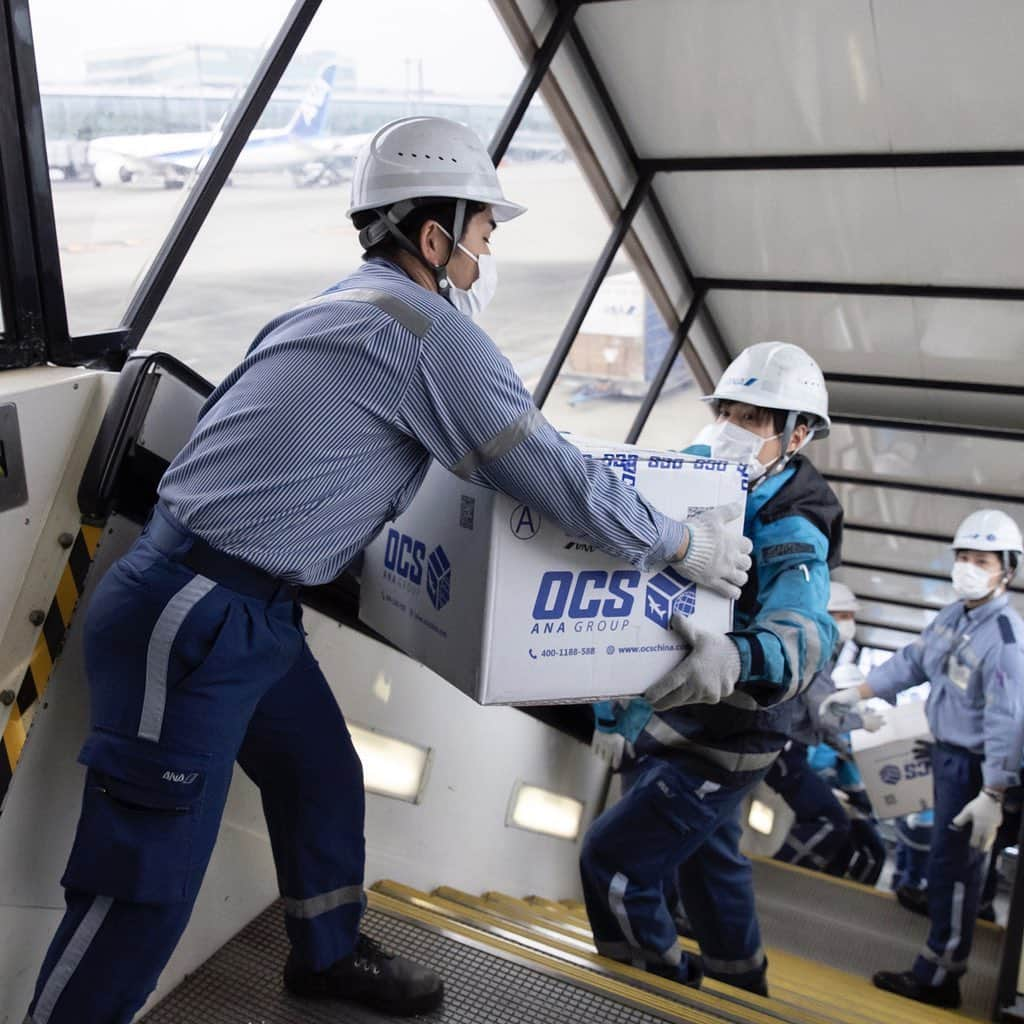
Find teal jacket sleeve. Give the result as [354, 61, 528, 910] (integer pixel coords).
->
[592, 699, 654, 744]
[729, 514, 838, 706]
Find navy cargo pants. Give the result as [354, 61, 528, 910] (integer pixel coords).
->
[27, 506, 366, 1024]
[580, 758, 767, 991]
[912, 743, 988, 987]
[766, 742, 851, 872]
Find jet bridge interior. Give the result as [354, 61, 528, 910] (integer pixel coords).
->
[1, 0, 1022, 1022]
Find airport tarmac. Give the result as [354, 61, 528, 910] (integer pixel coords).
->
[50, 162, 708, 447]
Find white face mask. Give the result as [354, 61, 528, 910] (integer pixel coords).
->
[835, 618, 856, 645]
[438, 225, 497, 318]
[951, 561, 1000, 602]
[691, 420, 780, 481]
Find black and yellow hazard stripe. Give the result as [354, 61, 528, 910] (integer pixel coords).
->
[0, 525, 102, 811]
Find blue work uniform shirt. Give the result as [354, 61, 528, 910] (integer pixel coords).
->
[868, 594, 1024, 789]
[159, 259, 683, 585]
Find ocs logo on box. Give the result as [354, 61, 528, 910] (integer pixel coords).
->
[359, 439, 745, 706]
[381, 530, 452, 612]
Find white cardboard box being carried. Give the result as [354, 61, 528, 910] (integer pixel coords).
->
[852, 700, 934, 819]
[358, 442, 745, 705]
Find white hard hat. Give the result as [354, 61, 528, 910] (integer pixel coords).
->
[828, 581, 860, 614]
[831, 663, 866, 689]
[951, 509, 1023, 554]
[347, 116, 526, 223]
[704, 342, 830, 437]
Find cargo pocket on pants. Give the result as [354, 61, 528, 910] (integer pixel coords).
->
[62, 730, 210, 905]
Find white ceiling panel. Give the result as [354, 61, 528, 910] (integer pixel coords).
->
[856, 599, 939, 634]
[836, 565, 1024, 619]
[873, 0, 1024, 150]
[828, 386, 1021, 434]
[855, 624, 922, 651]
[578, 0, 889, 157]
[815, 424, 1024, 497]
[828, 481, 1024, 542]
[836, 565, 959, 610]
[895, 169, 1024, 288]
[704, 291, 1024, 387]
[659, 169, 907, 281]
[843, 532, 955, 580]
[659, 168, 1024, 285]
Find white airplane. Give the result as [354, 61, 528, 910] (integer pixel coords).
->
[87, 65, 371, 188]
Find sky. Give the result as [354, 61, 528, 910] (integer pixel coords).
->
[29, 0, 529, 99]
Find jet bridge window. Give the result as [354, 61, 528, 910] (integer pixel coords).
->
[29, 0, 293, 338]
[135, 0, 534, 381]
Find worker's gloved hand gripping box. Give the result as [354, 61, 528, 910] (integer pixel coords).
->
[852, 701, 934, 819]
[359, 441, 745, 705]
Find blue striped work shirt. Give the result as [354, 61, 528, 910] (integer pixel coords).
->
[159, 259, 684, 585]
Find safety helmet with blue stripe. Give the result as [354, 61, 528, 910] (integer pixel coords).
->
[706, 342, 830, 435]
[951, 509, 1023, 581]
[703, 342, 830, 482]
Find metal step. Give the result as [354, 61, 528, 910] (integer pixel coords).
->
[140, 891, 724, 1024]
[470, 886, 980, 1024]
[751, 857, 999, 1020]
[379, 881, 833, 1024]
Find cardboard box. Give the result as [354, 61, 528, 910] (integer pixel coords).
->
[358, 443, 745, 705]
[564, 272, 689, 394]
[852, 701, 934, 819]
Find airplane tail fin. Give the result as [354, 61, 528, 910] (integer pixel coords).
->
[287, 63, 337, 138]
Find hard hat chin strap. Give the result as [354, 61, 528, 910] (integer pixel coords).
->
[362, 198, 467, 296]
[1001, 551, 1019, 586]
[749, 410, 815, 490]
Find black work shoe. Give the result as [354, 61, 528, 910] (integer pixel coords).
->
[650, 954, 703, 989]
[873, 970, 961, 1009]
[284, 933, 444, 1016]
[977, 902, 997, 923]
[895, 885, 930, 918]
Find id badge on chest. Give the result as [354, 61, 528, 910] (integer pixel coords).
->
[945, 633, 973, 691]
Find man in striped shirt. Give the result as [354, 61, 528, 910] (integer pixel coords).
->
[26, 117, 750, 1023]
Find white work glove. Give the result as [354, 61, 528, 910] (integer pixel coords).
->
[675, 502, 752, 601]
[591, 731, 626, 771]
[643, 614, 741, 710]
[856, 707, 886, 733]
[952, 790, 1003, 852]
[818, 686, 863, 721]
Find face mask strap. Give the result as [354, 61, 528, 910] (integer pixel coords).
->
[431, 199, 468, 295]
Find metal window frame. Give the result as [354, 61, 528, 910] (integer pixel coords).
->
[825, 472, 1024, 505]
[533, 172, 652, 406]
[828, 413, 1024, 443]
[698, 276, 1024, 303]
[825, 373, 1024, 397]
[855, 616, 922, 637]
[850, 592, 945, 614]
[496, 0, 734, 419]
[120, 0, 324, 351]
[488, 1, 580, 165]
[844, 522, 952, 545]
[0, 0, 70, 368]
[641, 150, 1024, 173]
[560, 16, 731, 419]
[842, 558, 1024, 595]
